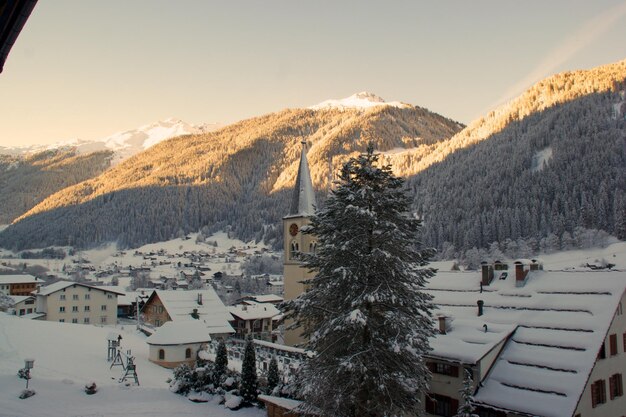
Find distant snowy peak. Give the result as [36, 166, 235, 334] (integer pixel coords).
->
[309, 91, 411, 111]
[1, 119, 223, 164]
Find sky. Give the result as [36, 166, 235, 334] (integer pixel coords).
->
[1, 0, 626, 147]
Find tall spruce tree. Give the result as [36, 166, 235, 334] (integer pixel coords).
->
[284, 144, 436, 417]
[266, 356, 280, 394]
[240, 336, 258, 404]
[213, 339, 228, 385]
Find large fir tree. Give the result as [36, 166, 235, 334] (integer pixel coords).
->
[284, 144, 436, 417]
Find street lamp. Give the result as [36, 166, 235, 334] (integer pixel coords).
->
[23, 359, 34, 389]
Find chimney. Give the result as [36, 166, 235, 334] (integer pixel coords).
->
[515, 261, 528, 286]
[481, 262, 494, 286]
[477, 300, 484, 316]
[438, 316, 447, 335]
[197, 293, 203, 305]
[530, 259, 541, 271]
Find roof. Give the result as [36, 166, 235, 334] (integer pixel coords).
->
[0, 274, 44, 285]
[146, 320, 212, 346]
[35, 281, 125, 297]
[246, 294, 284, 303]
[257, 395, 304, 411]
[286, 141, 316, 217]
[229, 303, 280, 321]
[6, 295, 33, 305]
[0, 0, 38, 73]
[426, 268, 626, 417]
[146, 289, 234, 335]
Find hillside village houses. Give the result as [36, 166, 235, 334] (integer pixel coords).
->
[272, 141, 626, 417]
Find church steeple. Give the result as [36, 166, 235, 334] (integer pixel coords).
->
[287, 141, 316, 217]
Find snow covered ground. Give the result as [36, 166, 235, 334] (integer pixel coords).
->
[0, 314, 264, 417]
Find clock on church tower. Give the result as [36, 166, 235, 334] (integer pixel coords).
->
[289, 223, 299, 236]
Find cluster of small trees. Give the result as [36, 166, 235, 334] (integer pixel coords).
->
[171, 338, 281, 408]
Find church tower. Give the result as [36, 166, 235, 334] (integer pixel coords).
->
[283, 141, 317, 346]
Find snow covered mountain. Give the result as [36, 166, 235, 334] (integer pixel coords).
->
[309, 91, 411, 111]
[0, 118, 223, 165]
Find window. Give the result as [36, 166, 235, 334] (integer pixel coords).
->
[624, 332, 626, 353]
[84, 294, 90, 300]
[155, 319, 161, 327]
[598, 342, 607, 359]
[425, 393, 458, 416]
[101, 305, 107, 311]
[591, 379, 607, 407]
[100, 316, 107, 324]
[25, 299, 34, 305]
[610, 334, 618, 356]
[72, 318, 78, 324]
[84, 317, 90, 324]
[26, 308, 32, 314]
[59, 306, 65, 313]
[72, 294, 79, 300]
[610, 373, 623, 400]
[185, 348, 192, 359]
[19, 309, 25, 316]
[159, 349, 165, 360]
[158, 306, 164, 314]
[59, 294, 66, 300]
[108, 294, 114, 299]
[72, 306, 78, 312]
[427, 361, 460, 377]
[84, 306, 90, 312]
[59, 319, 65, 323]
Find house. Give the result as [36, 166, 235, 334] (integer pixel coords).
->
[421, 260, 626, 417]
[0, 274, 44, 296]
[32, 281, 123, 325]
[146, 320, 212, 368]
[266, 280, 284, 295]
[229, 302, 280, 341]
[1, 295, 36, 316]
[238, 294, 284, 306]
[141, 288, 234, 339]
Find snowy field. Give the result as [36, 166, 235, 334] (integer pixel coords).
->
[0, 314, 264, 417]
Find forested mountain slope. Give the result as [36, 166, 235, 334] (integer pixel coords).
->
[407, 59, 626, 254]
[0, 149, 112, 224]
[0, 105, 461, 250]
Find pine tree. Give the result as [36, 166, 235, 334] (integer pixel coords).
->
[266, 356, 279, 394]
[284, 144, 436, 417]
[455, 369, 479, 417]
[240, 336, 258, 404]
[213, 339, 228, 385]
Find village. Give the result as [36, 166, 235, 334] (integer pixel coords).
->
[0, 146, 625, 417]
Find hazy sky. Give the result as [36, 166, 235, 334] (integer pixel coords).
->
[1, 0, 626, 147]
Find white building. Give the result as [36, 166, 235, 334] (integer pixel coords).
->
[229, 302, 281, 341]
[146, 320, 212, 368]
[33, 281, 123, 325]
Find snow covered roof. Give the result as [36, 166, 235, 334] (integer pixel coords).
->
[146, 321, 212, 346]
[426, 268, 626, 417]
[149, 289, 234, 335]
[6, 295, 34, 305]
[229, 303, 280, 321]
[249, 294, 283, 303]
[35, 281, 125, 296]
[308, 91, 410, 111]
[286, 141, 316, 218]
[0, 274, 44, 285]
